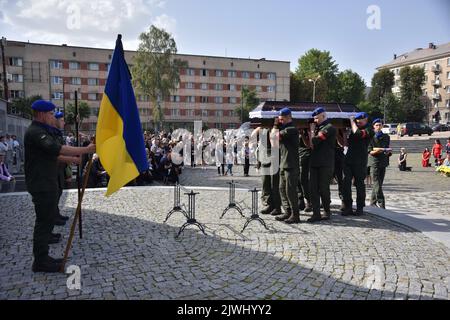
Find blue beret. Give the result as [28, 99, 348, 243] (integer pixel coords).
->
[31, 100, 56, 112]
[312, 107, 325, 117]
[355, 112, 368, 120]
[54, 111, 64, 119]
[372, 118, 383, 125]
[279, 107, 291, 116]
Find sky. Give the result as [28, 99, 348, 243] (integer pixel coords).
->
[1, 0, 449, 84]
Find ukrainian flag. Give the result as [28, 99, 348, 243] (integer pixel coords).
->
[96, 34, 148, 196]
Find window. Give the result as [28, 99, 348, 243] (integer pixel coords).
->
[201, 96, 208, 103]
[88, 78, 99, 86]
[202, 69, 209, 77]
[254, 72, 261, 79]
[423, 63, 428, 71]
[10, 90, 24, 98]
[242, 71, 250, 79]
[447, 72, 450, 80]
[202, 110, 208, 117]
[228, 70, 236, 78]
[187, 96, 195, 103]
[187, 109, 195, 117]
[9, 57, 23, 67]
[215, 123, 223, 129]
[88, 63, 99, 71]
[186, 68, 195, 76]
[215, 70, 223, 77]
[446, 99, 450, 108]
[215, 83, 223, 91]
[215, 96, 223, 104]
[215, 110, 223, 117]
[201, 83, 208, 90]
[229, 111, 236, 117]
[170, 95, 180, 102]
[228, 123, 236, 129]
[51, 76, 63, 85]
[106, 63, 111, 72]
[256, 86, 262, 92]
[50, 60, 63, 69]
[52, 92, 63, 100]
[448, 58, 450, 66]
[186, 82, 194, 89]
[447, 86, 450, 94]
[69, 61, 80, 70]
[171, 109, 180, 116]
[12, 74, 23, 83]
[71, 77, 81, 85]
[88, 93, 98, 100]
[267, 86, 276, 93]
[229, 97, 237, 104]
[267, 73, 276, 80]
[229, 84, 236, 91]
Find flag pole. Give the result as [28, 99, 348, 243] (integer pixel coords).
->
[75, 90, 83, 239]
[60, 157, 93, 273]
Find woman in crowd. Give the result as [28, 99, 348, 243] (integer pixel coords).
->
[398, 147, 408, 171]
[422, 148, 431, 167]
[432, 139, 443, 166]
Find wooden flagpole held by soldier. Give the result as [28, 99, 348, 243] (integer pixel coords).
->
[59, 157, 93, 273]
[74, 90, 83, 239]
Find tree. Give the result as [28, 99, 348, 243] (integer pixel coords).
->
[294, 49, 339, 102]
[368, 69, 395, 107]
[132, 25, 187, 131]
[234, 87, 260, 123]
[336, 69, 366, 105]
[65, 101, 91, 128]
[382, 93, 404, 123]
[399, 66, 426, 122]
[8, 95, 42, 119]
[358, 100, 383, 120]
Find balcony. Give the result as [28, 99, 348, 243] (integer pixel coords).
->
[431, 64, 441, 73]
[432, 93, 441, 100]
[432, 79, 441, 87]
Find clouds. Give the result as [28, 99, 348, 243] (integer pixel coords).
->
[0, 0, 176, 50]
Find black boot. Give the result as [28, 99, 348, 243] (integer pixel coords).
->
[48, 233, 62, 244]
[275, 210, 291, 221]
[307, 214, 322, 223]
[54, 218, 66, 226]
[32, 256, 62, 273]
[304, 202, 313, 212]
[299, 199, 306, 211]
[342, 202, 353, 216]
[270, 208, 282, 216]
[322, 211, 332, 220]
[285, 212, 300, 224]
[354, 207, 364, 216]
[260, 206, 272, 215]
[58, 214, 69, 221]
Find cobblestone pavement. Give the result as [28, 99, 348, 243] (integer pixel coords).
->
[0, 186, 449, 300]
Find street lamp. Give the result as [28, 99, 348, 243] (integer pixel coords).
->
[308, 75, 320, 103]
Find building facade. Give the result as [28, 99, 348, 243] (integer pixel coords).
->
[377, 41, 450, 124]
[0, 39, 290, 133]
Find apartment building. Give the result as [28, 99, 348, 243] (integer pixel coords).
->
[377, 41, 450, 124]
[0, 39, 290, 132]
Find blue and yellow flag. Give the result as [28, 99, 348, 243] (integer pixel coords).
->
[96, 34, 148, 196]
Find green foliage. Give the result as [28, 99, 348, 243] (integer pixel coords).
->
[8, 95, 42, 119]
[336, 69, 366, 105]
[65, 101, 91, 126]
[399, 66, 426, 122]
[234, 87, 260, 123]
[131, 25, 187, 131]
[368, 69, 395, 107]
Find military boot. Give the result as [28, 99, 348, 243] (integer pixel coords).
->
[260, 206, 272, 215]
[275, 209, 291, 221]
[285, 212, 300, 224]
[32, 256, 62, 273]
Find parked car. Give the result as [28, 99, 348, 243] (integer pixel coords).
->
[400, 122, 433, 137]
[382, 123, 398, 135]
[431, 123, 450, 132]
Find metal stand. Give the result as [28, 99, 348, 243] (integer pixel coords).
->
[176, 190, 207, 238]
[164, 183, 188, 222]
[221, 180, 245, 219]
[241, 188, 269, 233]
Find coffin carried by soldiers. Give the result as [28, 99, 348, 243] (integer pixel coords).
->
[249, 101, 361, 128]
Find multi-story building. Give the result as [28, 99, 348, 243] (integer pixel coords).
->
[377, 41, 450, 124]
[0, 39, 290, 132]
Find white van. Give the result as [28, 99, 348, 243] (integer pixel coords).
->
[382, 123, 397, 135]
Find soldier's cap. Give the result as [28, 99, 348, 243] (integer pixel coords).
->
[31, 100, 56, 112]
[312, 107, 325, 117]
[372, 118, 383, 125]
[279, 107, 292, 116]
[355, 112, 368, 120]
[54, 111, 64, 119]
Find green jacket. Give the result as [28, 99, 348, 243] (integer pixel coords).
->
[298, 129, 311, 159]
[368, 133, 391, 168]
[310, 121, 336, 168]
[345, 126, 374, 166]
[24, 121, 62, 193]
[279, 123, 299, 170]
